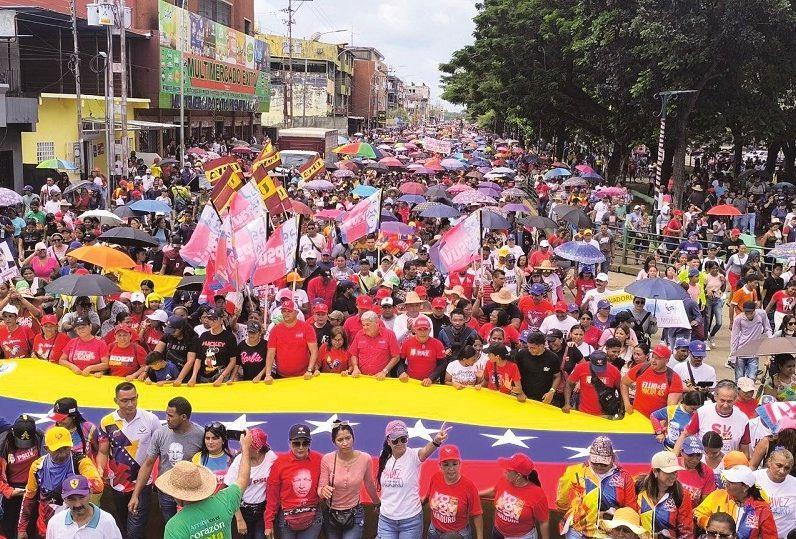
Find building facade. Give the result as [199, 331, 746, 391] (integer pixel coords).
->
[405, 82, 430, 124]
[348, 46, 387, 128]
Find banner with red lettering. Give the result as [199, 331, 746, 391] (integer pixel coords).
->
[253, 142, 281, 173]
[179, 203, 224, 267]
[429, 211, 482, 274]
[251, 217, 299, 286]
[339, 189, 382, 244]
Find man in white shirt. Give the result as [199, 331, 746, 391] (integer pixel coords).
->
[539, 301, 579, 339]
[581, 273, 612, 315]
[298, 221, 327, 259]
[753, 448, 795, 538]
[673, 340, 716, 391]
[504, 235, 525, 259]
[39, 177, 61, 205]
[46, 474, 122, 538]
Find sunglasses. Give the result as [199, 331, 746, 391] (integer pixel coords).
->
[390, 436, 408, 445]
[291, 440, 310, 448]
[788, 322, 796, 326]
[634, 300, 645, 305]
[703, 532, 734, 539]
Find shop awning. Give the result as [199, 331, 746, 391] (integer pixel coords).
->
[82, 118, 179, 132]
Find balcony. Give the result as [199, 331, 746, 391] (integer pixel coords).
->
[0, 84, 38, 129]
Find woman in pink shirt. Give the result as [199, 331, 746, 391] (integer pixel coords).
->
[318, 421, 380, 539]
[22, 243, 60, 281]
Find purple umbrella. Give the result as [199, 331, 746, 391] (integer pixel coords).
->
[381, 222, 416, 235]
[398, 194, 426, 204]
[418, 204, 461, 219]
[441, 158, 465, 171]
[478, 187, 502, 199]
[452, 190, 497, 205]
[501, 187, 527, 198]
[303, 179, 334, 191]
[332, 169, 355, 178]
[502, 203, 531, 213]
[478, 181, 502, 190]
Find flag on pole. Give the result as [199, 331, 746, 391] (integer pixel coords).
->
[179, 203, 224, 267]
[252, 167, 291, 214]
[429, 211, 483, 274]
[204, 156, 245, 213]
[298, 155, 325, 182]
[252, 216, 300, 286]
[253, 142, 281, 173]
[229, 180, 270, 285]
[339, 189, 382, 244]
[201, 214, 236, 300]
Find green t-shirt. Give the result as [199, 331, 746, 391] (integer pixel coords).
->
[164, 484, 242, 539]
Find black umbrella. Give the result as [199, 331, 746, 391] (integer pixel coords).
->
[552, 205, 593, 228]
[176, 274, 205, 290]
[99, 226, 159, 247]
[45, 274, 120, 297]
[324, 160, 339, 171]
[425, 185, 450, 200]
[63, 180, 100, 195]
[517, 215, 558, 229]
[113, 204, 137, 219]
[160, 158, 179, 166]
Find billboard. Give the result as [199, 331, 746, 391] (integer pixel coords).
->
[263, 35, 341, 64]
[158, 0, 270, 112]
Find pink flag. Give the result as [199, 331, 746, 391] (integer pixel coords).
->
[229, 180, 270, 284]
[180, 204, 223, 267]
[429, 211, 482, 274]
[339, 189, 381, 243]
[201, 215, 236, 299]
[252, 217, 299, 286]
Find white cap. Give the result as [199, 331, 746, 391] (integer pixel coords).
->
[539, 240, 550, 248]
[722, 465, 756, 487]
[651, 451, 685, 473]
[34, 242, 47, 251]
[130, 291, 146, 303]
[146, 309, 168, 323]
[303, 249, 320, 260]
[1, 304, 18, 315]
[596, 272, 609, 282]
[737, 377, 756, 393]
[183, 267, 195, 275]
[381, 297, 394, 306]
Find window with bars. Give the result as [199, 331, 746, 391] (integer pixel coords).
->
[36, 141, 55, 163]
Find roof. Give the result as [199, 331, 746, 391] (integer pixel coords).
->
[278, 128, 338, 137]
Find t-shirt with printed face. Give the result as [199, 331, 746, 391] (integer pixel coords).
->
[427, 471, 483, 533]
[0, 324, 35, 358]
[238, 339, 268, 380]
[62, 337, 109, 370]
[192, 329, 239, 379]
[492, 476, 549, 537]
[147, 422, 204, 474]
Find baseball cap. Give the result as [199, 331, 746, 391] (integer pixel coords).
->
[597, 299, 611, 310]
[498, 453, 535, 475]
[552, 301, 567, 313]
[688, 268, 700, 277]
[681, 436, 704, 455]
[381, 297, 394, 307]
[530, 283, 546, 296]
[130, 291, 146, 303]
[12, 414, 37, 449]
[40, 314, 58, 326]
[431, 297, 447, 309]
[34, 242, 47, 251]
[652, 344, 671, 360]
[73, 316, 91, 327]
[1, 304, 18, 315]
[414, 285, 428, 299]
[596, 272, 609, 282]
[313, 303, 329, 314]
[723, 465, 756, 487]
[62, 474, 90, 498]
[413, 317, 431, 330]
[743, 301, 757, 312]
[247, 321, 262, 333]
[737, 377, 756, 393]
[651, 451, 685, 473]
[674, 337, 690, 349]
[163, 315, 185, 335]
[546, 329, 564, 340]
[438, 444, 461, 462]
[279, 299, 297, 312]
[589, 350, 608, 367]
[288, 424, 311, 441]
[539, 240, 550, 247]
[689, 340, 707, 357]
[356, 295, 373, 309]
[518, 329, 532, 344]
[146, 309, 168, 323]
[114, 324, 134, 335]
[45, 426, 73, 451]
[385, 419, 409, 441]
[206, 307, 226, 319]
[589, 436, 615, 465]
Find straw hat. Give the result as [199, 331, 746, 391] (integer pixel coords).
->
[600, 507, 647, 536]
[444, 285, 466, 298]
[490, 287, 519, 305]
[401, 291, 430, 310]
[534, 259, 556, 271]
[154, 460, 218, 502]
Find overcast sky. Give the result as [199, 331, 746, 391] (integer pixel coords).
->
[254, 0, 477, 109]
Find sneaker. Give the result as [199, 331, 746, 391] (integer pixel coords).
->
[710, 339, 717, 348]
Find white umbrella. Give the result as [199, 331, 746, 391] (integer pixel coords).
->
[78, 209, 124, 226]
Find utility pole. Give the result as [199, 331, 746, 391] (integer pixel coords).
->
[654, 90, 697, 213]
[179, 0, 186, 169]
[286, 0, 293, 127]
[105, 24, 114, 200]
[118, 0, 128, 181]
[70, 0, 84, 179]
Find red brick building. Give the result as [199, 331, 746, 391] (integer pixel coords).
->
[348, 46, 387, 128]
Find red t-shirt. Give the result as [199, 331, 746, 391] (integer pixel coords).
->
[483, 360, 521, 394]
[62, 337, 109, 370]
[264, 451, 323, 528]
[427, 471, 483, 533]
[492, 476, 549, 537]
[529, 250, 552, 268]
[32, 332, 70, 362]
[771, 289, 796, 314]
[317, 344, 350, 373]
[349, 327, 400, 375]
[518, 297, 553, 331]
[107, 342, 147, 377]
[140, 327, 163, 352]
[627, 364, 684, 417]
[268, 320, 316, 377]
[575, 278, 596, 305]
[401, 336, 446, 380]
[569, 362, 622, 415]
[735, 397, 758, 419]
[678, 465, 717, 509]
[0, 324, 35, 358]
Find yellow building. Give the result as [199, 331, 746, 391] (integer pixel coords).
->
[21, 93, 150, 176]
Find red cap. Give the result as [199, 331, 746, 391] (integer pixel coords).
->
[356, 295, 373, 309]
[554, 300, 568, 312]
[115, 324, 134, 335]
[673, 209, 683, 216]
[438, 444, 461, 462]
[225, 300, 236, 315]
[414, 285, 428, 299]
[250, 428, 268, 452]
[431, 297, 447, 309]
[375, 288, 392, 300]
[73, 268, 90, 276]
[731, 228, 741, 235]
[313, 303, 329, 313]
[280, 299, 296, 312]
[413, 317, 431, 330]
[40, 314, 58, 326]
[498, 453, 535, 475]
[652, 343, 672, 360]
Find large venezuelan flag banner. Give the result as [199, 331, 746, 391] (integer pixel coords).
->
[0, 360, 659, 506]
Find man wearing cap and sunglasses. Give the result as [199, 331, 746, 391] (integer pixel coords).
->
[0, 415, 43, 537]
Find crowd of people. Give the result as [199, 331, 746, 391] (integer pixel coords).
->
[0, 125, 794, 538]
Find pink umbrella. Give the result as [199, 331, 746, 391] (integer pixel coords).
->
[231, 146, 252, 155]
[187, 147, 207, 156]
[447, 184, 473, 194]
[337, 160, 359, 171]
[575, 164, 596, 174]
[288, 199, 313, 216]
[595, 186, 626, 198]
[379, 157, 404, 168]
[452, 190, 497, 205]
[315, 208, 345, 220]
[399, 182, 427, 195]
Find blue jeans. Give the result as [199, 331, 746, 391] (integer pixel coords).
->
[429, 522, 472, 539]
[324, 505, 365, 539]
[664, 328, 691, 350]
[747, 213, 757, 235]
[377, 511, 424, 539]
[277, 508, 324, 539]
[735, 356, 759, 381]
[158, 489, 178, 522]
[241, 502, 266, 539]
[704, 297, 723, 339]
[493, 528, 538, 539]
[112, 485, 151, 539]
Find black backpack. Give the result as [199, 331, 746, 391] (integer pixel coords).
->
[590, 365, 622, 416]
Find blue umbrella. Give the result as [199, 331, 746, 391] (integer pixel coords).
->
[553, 241, 605, 264]
[624, 278, 690, 301]
[469, 157, 490, 167]
[130, 199, 172, 213]
[418, 204, 461, 219]
[479, 209, 510, 229]
[543, 167, 571, 180]
[769, 242, 796, 258]
[380, 222, 415, 235]
[398, 194, 426, 204]
[352, 185, 378, 197]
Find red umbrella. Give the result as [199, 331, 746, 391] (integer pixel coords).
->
[399, 182, 427, 195]
[706, 204, 741, 217]
[288, 199, 313, 216]
[187, 147, 207, 156]
[337, 160, 359, 171]
[231, 146, 252, 155]
[379, 157, 404, 168]
[424, 157, 444, 172]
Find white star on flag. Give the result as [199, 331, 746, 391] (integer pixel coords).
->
[481, 429, 536, 448]
[407, 420, 439, 441]
[305, 414, 359, 435]
[221, 414, 265, 431]
[563, 446, 624, 460]
[23, 411, 53, 425]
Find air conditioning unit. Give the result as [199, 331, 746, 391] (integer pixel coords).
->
[87, 3, 132, 28]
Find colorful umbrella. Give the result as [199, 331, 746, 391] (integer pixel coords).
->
[303, 179, 335, 191]
[768, 242, 796, 258]
[398, 194, 426, 204]
[543, 167, 571, 180]
[334, 142, 377, 159]
[37, 158, 78, 170]
[332, 169, 355, 179]
[0, 188, 23, 207]
[441, 158, 465, 171]
[553, 241, 606, 264]
[452, 190, 497, 206]
[706, 204, 742, 217]
[69, 244, 136, 268]
[399, 182, 427, 195]
[352, 185, 378, 197]
[447, 184, 473, 194]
